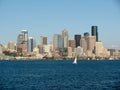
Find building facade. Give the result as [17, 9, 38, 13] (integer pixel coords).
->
[91, 26, 98, 41]
[62, 29, 68, 48]
[28, 37, 36, 52]
[17, 30, 28, 55]
[53, 34, 63, 50]
[69, 40, 76, 52]
[74, 34, 81, 48]
[8, 41, 16, 52]
[80, 37, 87, 52]
[95, 41, 103, 56]
[87, 36, 96, 52]
[40, 36, 47, 46]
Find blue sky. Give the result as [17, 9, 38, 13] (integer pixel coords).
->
[0, 0, 120, 48]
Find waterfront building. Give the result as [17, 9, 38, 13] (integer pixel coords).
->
[33, 46, 39, 54]
[86, 50, 93, 57]
[91, 26, 98, 41]
[17, 42, 28, 55]
[67, 47, 73, 58]
[108, 49, 120, 59]
[80, 37, 87, 52]
[7, 41, 16, 51]
[42, 44, 53, 57]
[103, 48, 110, 57]
[95, 41, 103, 56]
[69, 40, 76, 52]
[113, 49, 120, 59]
[62, 29, 69, 48]
[108, 49, 116, 56]
[43, 44, 52, 54]
[87, 36, 96, 52]
[74, 34, 81, 47]
[76, 46, 83, 57]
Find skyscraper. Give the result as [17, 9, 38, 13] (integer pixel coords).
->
[28, 37, 36, 52]
[21, 30, 28, 42]
[87, 36, 96, 52]
[21, 30, 28, 52]
[62, 29, 68, 48]
[80, 37, 87, 52]
[53, 34, 58, 50]
[74, 34, 81, 48]
[95, 41, 103, 56]
[91, 26, 98, 41]
[17, 34, 24, 45]
[40, 36, 47, 46]
[53, 34, 63, 50]
[39, 36, 47, 53]
[17, 30, 28, 54]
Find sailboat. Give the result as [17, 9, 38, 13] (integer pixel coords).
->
[73, 57, 77, 64]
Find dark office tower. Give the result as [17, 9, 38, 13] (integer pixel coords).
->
[74, 34, 81, 48]
[91, 26, 98, 41]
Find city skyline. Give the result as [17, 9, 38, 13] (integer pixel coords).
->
[0, 0, 120, 48]
[0, 25, 120, 60]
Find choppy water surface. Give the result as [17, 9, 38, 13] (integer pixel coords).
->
[0, 60, 120, 90]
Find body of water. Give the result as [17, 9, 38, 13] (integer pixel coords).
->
[0, 60, 120, 90]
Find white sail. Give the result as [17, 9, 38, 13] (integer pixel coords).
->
[73, 57, 77, 64]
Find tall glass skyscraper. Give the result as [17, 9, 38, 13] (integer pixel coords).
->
[28, 37, 36, 52]
[91, 26, 98, 41]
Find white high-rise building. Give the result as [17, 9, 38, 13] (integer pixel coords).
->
[95, 41, 103, 56]
[21, 30, 28, 42]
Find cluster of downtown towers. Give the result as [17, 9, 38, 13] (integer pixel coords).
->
[17, 26, 99, 57]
